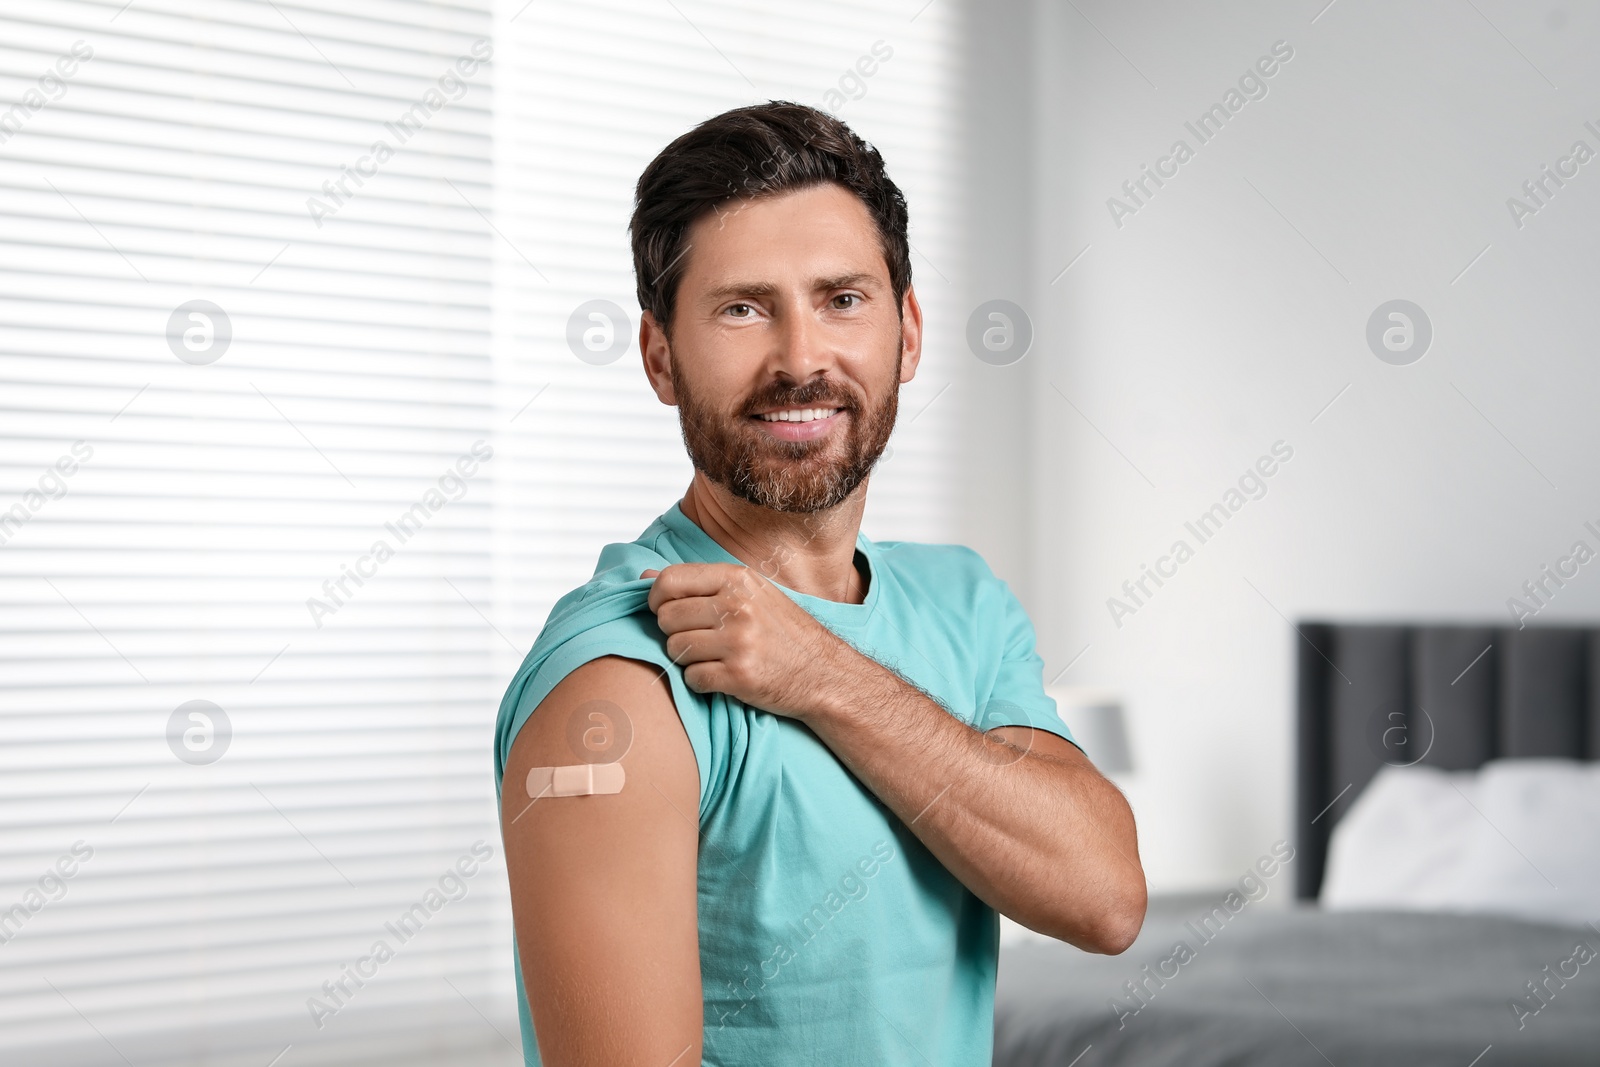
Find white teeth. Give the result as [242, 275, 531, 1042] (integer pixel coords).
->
[758, 407, 839, 423]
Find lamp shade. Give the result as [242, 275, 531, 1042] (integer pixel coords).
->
[1046, 687, 1133, 774]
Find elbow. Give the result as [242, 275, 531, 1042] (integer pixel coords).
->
[1096, 880, 1147, 955]
[1077, 873, 1147, 956]
[1086, 784, 1146, 954]
[1032, 874, 1146, 954]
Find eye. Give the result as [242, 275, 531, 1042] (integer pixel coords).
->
[724, 303, 755, 319]
[831, 293, 861, 310]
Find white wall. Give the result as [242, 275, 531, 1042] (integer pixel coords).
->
[949, 0, 1039, 582]
[1009, 0, 1600, 891]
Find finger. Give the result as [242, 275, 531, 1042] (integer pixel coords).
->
[654, 596, 729, 636]
[682, 661, 728, 696]
[639, 568, 661, 580]
[647, 562, 746, 613]
[665, 628, 728, 667]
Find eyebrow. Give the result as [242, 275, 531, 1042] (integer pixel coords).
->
[699, 272, 880, 304]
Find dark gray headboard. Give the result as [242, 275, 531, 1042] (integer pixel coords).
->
[1295, 622, 1600, 900]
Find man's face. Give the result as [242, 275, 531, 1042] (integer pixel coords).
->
[641, 182, 921, 513]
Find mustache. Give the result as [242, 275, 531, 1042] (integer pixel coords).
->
[739, 378, 859, 417]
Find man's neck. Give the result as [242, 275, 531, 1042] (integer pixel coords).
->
[677, 472, 868, 605]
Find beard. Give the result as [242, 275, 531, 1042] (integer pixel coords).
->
[671, 344, 900, 514]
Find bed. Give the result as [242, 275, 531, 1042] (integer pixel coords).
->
[993, 623, 1600, 1066]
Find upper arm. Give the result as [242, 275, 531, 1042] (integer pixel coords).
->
[500, 655, 702, 1066]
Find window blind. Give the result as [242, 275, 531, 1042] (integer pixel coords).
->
[0, 1, 517, 1064]
[1, 0, 969, 1063]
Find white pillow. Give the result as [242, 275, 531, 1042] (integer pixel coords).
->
[1320, 759, 1600, 927]
[1319, 763, 1481, 911]
[1456, 759, 1600, 926]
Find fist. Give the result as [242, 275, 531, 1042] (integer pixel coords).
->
[642, 562, 846, 719]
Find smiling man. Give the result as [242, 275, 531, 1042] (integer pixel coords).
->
[494, 101, 1145, 1067]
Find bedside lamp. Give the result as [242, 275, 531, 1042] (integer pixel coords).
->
[1046, 687, 1133, 775]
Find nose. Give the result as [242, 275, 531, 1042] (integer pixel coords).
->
[768, 298, 832, 383]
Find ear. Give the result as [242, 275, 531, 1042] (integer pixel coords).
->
[897, 285, 924, 384]
[640, 310, 677, 405]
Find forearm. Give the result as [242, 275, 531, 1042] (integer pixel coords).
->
[641, 558, 1145, 950]
[803, 646, 1145, 953]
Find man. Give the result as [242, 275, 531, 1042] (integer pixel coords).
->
[495, 100, 1145, 1066]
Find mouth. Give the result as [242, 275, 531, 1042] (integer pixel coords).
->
[748, 405, 847, 442]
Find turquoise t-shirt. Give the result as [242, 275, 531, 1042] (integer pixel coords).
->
[493, 502, 1077, 1066]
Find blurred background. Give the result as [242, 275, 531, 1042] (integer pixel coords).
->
[2, 0, 1597, 1064]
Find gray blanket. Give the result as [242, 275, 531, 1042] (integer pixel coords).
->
[995, 899, 1600, 1067]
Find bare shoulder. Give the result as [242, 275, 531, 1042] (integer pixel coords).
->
[500, 652, 701, 871]
[500, 655, 702, 1063]
[502, 654, 699, 811]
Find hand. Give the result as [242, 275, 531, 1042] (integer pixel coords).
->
[641, 562, 854, 720]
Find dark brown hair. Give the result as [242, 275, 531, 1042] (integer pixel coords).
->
[629, 100, 911, 334]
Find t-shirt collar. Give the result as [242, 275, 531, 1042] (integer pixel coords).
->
[658, 500, 879, 627]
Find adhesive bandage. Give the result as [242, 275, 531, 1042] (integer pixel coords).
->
[526, 762, 626, 798]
